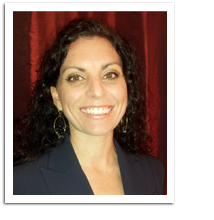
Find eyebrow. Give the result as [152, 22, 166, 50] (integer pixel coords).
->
[102, 62, 122, 70]
[61, 66, 85, 74]
[61, 62, 122, 74]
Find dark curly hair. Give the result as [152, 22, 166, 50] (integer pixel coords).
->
[14, 18, 152, 166]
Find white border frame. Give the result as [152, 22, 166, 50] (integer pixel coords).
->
[5, 2, 174, 203]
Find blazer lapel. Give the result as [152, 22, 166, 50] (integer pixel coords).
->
[40, 134, 149, 195]
[40, 134, 94, 195]
[114, 139, 149, 195]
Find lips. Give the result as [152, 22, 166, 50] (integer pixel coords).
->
[80, 106, 113, 115]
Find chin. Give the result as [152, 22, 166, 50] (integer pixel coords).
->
[69, 120, 117, 137]
[85, 127, 114, 137]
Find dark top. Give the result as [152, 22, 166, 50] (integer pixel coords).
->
[13, 133, 165, 195]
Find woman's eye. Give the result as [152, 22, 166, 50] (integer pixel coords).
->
[103, 72, 118, 80]
[67, 74, 84, 82]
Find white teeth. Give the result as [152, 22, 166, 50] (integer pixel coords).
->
[94, 108, 98, 114]
[81, 107, 112, 115]
[81, 109, 86, 113]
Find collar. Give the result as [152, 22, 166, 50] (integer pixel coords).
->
[40, 133, 149, 195]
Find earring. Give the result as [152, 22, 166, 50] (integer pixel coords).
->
[53, 110, 66, 139]
[121, 116, 128, 133]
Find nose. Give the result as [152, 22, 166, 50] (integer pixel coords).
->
[86, 77, 107, 99]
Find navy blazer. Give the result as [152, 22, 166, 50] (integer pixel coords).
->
[13, 133, 165, 195]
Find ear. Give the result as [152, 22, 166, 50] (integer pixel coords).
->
[50, 86, 62, 110]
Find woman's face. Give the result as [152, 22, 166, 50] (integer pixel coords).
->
[51, 36, 128, 137]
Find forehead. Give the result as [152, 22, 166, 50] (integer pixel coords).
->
[64, 36, 121, 65]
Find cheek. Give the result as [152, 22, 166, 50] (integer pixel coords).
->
[110, 82, 128, 110]
[58, 86, 84, 110]
[118, 82, 128, 103]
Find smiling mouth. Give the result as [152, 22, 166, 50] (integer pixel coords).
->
[80, 107, 113, 115]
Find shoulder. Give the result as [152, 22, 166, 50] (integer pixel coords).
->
[136, 154, 165, 194]
[13, 134, 76, 195]
[13, 152, 50, 195]
[114, 138, 165, 194]
[140, 154, 165, 174]
[127, 151, 165, 176]
[124, 152, 165, 195]
[13, 164, 30, 195]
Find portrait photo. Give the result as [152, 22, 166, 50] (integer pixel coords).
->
[6, 2, 174, 203]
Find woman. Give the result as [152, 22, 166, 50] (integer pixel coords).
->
[13, 18, 164, 195]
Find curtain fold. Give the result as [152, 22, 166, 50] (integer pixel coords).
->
[13, 11, 167, 194]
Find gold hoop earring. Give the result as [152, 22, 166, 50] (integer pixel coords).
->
[53, 110, 66, 139]
[121, 116, 128, 133]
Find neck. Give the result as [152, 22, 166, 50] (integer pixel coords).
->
[69, 128, 116, 170]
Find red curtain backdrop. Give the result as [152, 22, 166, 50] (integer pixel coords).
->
[13, 11, 167, 194]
